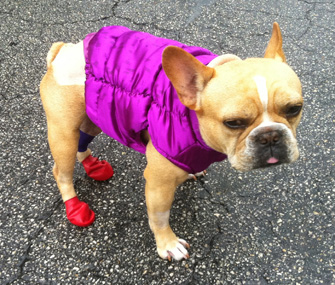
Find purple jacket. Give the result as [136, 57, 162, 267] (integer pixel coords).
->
[83, 26, 227, 173]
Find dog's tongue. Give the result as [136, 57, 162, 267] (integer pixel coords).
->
[267, 157, 279, 164]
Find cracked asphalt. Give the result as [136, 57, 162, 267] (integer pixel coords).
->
[1, 0, 334, 284]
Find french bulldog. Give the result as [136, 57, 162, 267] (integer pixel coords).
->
[40, 22, 303, 261]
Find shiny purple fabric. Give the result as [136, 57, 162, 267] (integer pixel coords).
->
[83, 26, 227, 173]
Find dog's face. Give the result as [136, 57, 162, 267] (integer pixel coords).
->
[196, 58, 302, 171]
[163, 23, 303, 171]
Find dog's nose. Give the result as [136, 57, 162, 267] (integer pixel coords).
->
[257, 130, 281, 146]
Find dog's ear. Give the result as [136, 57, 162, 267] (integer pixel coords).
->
[162, 46, 214, 111]
[264, 22, 286, 63]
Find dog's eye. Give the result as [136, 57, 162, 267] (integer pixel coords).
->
[224, 119, 247, 129]
[285, 104, 302, 118]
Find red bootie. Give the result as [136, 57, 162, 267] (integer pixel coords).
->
[65, 196, 95, 227]
[81, 155, 114, 181]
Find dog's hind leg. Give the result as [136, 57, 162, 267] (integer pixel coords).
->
[40, 68, 95, 226]
[76, 116, 114, 181]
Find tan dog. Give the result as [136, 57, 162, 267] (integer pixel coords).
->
[40, 22, 303, 261]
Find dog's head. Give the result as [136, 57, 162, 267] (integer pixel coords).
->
[163, 23, 303, 171]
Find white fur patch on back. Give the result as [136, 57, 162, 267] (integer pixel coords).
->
[52, 41, 86, 86]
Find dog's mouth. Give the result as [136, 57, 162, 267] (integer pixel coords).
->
[229, 148, 292, 172]
[255, 148, 290, 169]
[245, 123, 299, 170]
[229, 137, 299, 172]
[267, 157, 279, 164]
[260, 157, 284, 168]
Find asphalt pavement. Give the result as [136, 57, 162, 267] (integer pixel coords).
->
[0, 0, 334, 284]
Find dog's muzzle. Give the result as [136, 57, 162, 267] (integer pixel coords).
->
[246, 122, 297, 169]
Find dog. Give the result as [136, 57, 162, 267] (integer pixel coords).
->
[40, 22, 303, 261]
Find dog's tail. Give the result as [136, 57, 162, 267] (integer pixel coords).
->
[46, 42, 65, 69]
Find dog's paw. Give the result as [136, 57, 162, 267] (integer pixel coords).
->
[64, 196, 95, 227]
[157, 238, 190, 261]
[188, 170, 207, 181]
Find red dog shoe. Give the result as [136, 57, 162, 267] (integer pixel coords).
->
[65, 196, 95, 227]
[81, 155, 114, 181]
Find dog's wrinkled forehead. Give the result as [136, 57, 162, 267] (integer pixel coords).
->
[217, 58, 301, 110]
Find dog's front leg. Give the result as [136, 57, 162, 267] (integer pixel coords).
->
[144, 140, 190, 261]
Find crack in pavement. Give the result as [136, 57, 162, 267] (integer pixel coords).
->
[114, 14, 178, 35]
[184, 0, 218, 26]
[298, 0, 334, 4]
[1, 0, 122, 27]
[4, 197, 63, 285]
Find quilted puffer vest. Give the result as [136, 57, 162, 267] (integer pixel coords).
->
[83, 26, 227, 173]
